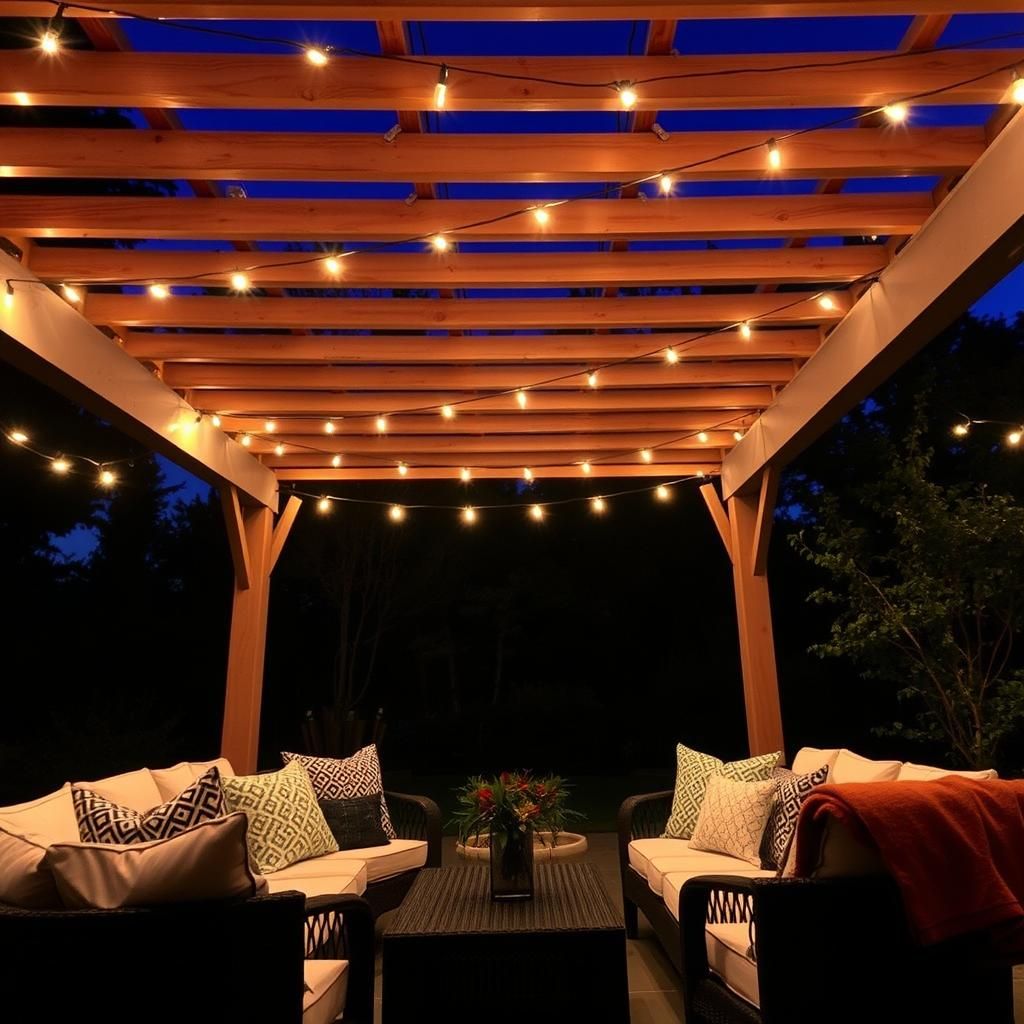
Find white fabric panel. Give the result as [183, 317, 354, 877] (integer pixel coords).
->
[626, 837, 691, 878]
[75, 768, 163, 813]
[0, 783, 79, 844]
[332, 839, 428, 883]
[897, 762, 997, 781]
[661, 868, 774, 921]
[303, 960, 349, 1024]
[830, 749, 901, 784]
[706, 922, 760, 1009]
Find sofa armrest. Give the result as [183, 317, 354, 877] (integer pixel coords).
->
[303, 893, 375, 1024]
[616, 790, 673, 876]
[385, 790, 442, 867]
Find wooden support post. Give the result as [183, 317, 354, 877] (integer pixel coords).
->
[220, 495, 303, 774]
[728, 477, 785, 756]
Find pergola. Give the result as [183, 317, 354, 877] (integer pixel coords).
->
[1, 1, 1023, 774]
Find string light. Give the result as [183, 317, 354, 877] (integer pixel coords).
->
[264, 419, 276, 433]
[616, 82, 638, 109]
[434, 64, 449, 110]
[952, 422, 970, 437]
[1008, 429, 1023, 446]
[1013, 71, 1024, 105]
[9, 430, 28, 444]
[431, 235, 449, 253]
[461, 506, 478, 525]
[240, 433, 252, 447]
[210, 414, 222, 427]
[61, 283, 81, 303]
[324, 420, 336, 434]
[389, 504, 406, 522]
[376, 415, 388, 433]
[317, 495, 332, 514]
[148, 283, 169, 299]
[323, 255, 342, 276]
[529, 504, 545, 522]
[766, 139, 781, 170]
[516, 389, 528, 409]
[580, 460, 592, 475]
[305, 46, 329, 67]
[664, 347, 679, 365]
[331, 454, 342, 468]
[740, 322, 752, 341]
[50, 456, 70, 474]
[230, 272, 250, 292]
[659, 174, 673, 195]
[532, 206, 551, 226]
[523, 467, 534, 482]
[274, 442, 286, 456]
[591, 496, 607, 514]
[655, 484, 671, 502]
[587, 371, 599, 389]
[818, 294, 836, 311]
[441, 404, 455, 420]
[397, 461, 409, 476]
[39, 6, 65, 55]
[733, 430, 744, 442]
[697, 431, 710, 443]
[640, 448, 653, 464]
[98, 468, 116, 488]
[882, 102, 909, 123]
[460, 467, 472, 483]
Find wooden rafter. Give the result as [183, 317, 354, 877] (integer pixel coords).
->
[273, 463, 722, 481]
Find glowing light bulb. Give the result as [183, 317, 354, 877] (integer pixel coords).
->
[529, 504, 545, 522]
[587, 371, 598, 389]
[274, 443, 286, 456]
[61, 283, 81, 303]
[591, 496, 607, 514]
[51, 457, 70, 474]
[397, 462, 409, 476]
[516, 389, 528, 409]
[264, 420, 276, 433]
[1009, 430, 1023, 447]
[1013, 72, 1024, 106]
[434, 64, 449, 110]
[659, 174, 673, 195]
[317, 496, 332, 514]
[9, 430, 28, 444]
[696, 470, 706, 479]
[305, 47, 329, 67]
[98, 468, 116, 488]
[664, 347, 679, 365]
[461, 506, 477, 525]
[533, 206, 550, 226]
[230, 272, 250, 292]
[39, 28, 60, 55]
[240, 433, 252, 447]
[523, 467, 534, 482]
[766, 139, 781, 170]
[331, 454, 342, 468]
[211, 415, 222, 428]
[148, 283, 169, 300]
[441, 404, 455, 420]
[617, 83, 637, 109]
[323, 255, 341, 276]
[376, 415, 388, 433]
[389, 504, 406, 522]
[952, 422, 970, 438]
[324, 420, 336, 434]
[697, 431, 709, 443]
[883, 103, 908, 124]
[460, 467, 472, 483]
[655, 484, 671, 502]
[733, 430, 744, 442]
[640, 448, 653, 464]
[740, 322, 752, 341]
[581, 460, 592, 475]
[14, 92, 30, 106]
[431, 235, 449, 253]
[818, 294, 836, 311]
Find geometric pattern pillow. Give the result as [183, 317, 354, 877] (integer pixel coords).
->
[690, 774, 778, 866]
[219, 761, 338, 874]
[281, 745, 395, 839]
[73, 766, 226, 845]
[759, 764, 829, 870]
[318, 795, 391, 851]
[663, 744, 780, 839]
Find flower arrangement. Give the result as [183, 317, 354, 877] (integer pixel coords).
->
[451, 770, 582, 847]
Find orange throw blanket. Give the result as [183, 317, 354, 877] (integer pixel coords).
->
[794, 778, 1024, 954]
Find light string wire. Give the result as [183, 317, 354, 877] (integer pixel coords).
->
[1, 421, 139, 482]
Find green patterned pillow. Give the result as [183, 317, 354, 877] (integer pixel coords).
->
[663, 744, 780, 839]
[219, 761, 338, 873]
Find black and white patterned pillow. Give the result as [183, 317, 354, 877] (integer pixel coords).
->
[760, 764, 829, 870]
[74, 766, 226, 844]
[281, 746, 395, 839]
[319, 794, 390, 851]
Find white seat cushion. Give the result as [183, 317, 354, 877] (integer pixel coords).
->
[646, 849, 755, 895]
[303, 959, 349, 1024]
[897, 762, 998, 782]
[831, 749, 901, 784]
[627, 837, 691, 879]
[332, 839, 428, 883]
[0, 784, 79, 844]
[264, 853, 368, 899]
[662, 868, 774, 921]
[706, 922, 759, 1009]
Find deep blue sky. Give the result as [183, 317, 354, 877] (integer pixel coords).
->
[47, 11, 1024, 557]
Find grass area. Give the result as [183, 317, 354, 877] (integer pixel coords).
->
[383, 772, 674, 834]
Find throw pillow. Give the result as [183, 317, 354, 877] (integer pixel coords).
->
[281, 746, 395, 839]
[664, 744, 780, 839]
[0, 825, 60, 908]
[73, 766, 226, 844]
[759, 764, 829, 870]
[690, 774, 778, 866]
[319, 794, 391, 851]
[46, 812, 264, 909]
[220, 761, 338, 873]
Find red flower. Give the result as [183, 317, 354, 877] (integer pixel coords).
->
[477, 786, 494, 807]
[499, 772, 512, 786]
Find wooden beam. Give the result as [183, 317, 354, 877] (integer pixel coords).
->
[220, 484, 252, 590]
[86, 292, 849, 332]
[6, 2, 1022, 19]
[160, 360, 799, 390]
[751, 466, 779, 575]
[0, 251, 278, 509]
[120, 328, 821, 364]
[699, 481, 734, 563]
[269, 494, 302, 573]
[265, 448, 720, 468]
[4, 50, 1018, 111]
[729, 489, 785, 755]
[0, 194, 933, 242]
[273, 463, 721, 481]
[201, 385, 775, 415]
[30, 246, 887, 291]
[221, 504, 273, 774]
[0, 127, 983, 182]
[723, 108, 1024, 499]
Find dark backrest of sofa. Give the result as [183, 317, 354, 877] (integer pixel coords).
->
[0, 891, 306, 1024]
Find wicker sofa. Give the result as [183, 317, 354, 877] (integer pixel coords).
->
[618, 745, 1005, 1020]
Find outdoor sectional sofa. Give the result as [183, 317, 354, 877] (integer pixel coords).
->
[618, 746, 1007, 1022]
[0, 755, 442, 1023]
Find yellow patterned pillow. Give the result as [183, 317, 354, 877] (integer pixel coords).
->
[219, 761, 338, 873]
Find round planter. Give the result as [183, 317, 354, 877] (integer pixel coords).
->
[456, 831, 588, 863]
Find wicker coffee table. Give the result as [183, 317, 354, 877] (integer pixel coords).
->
[382, 863, 630, 1022]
